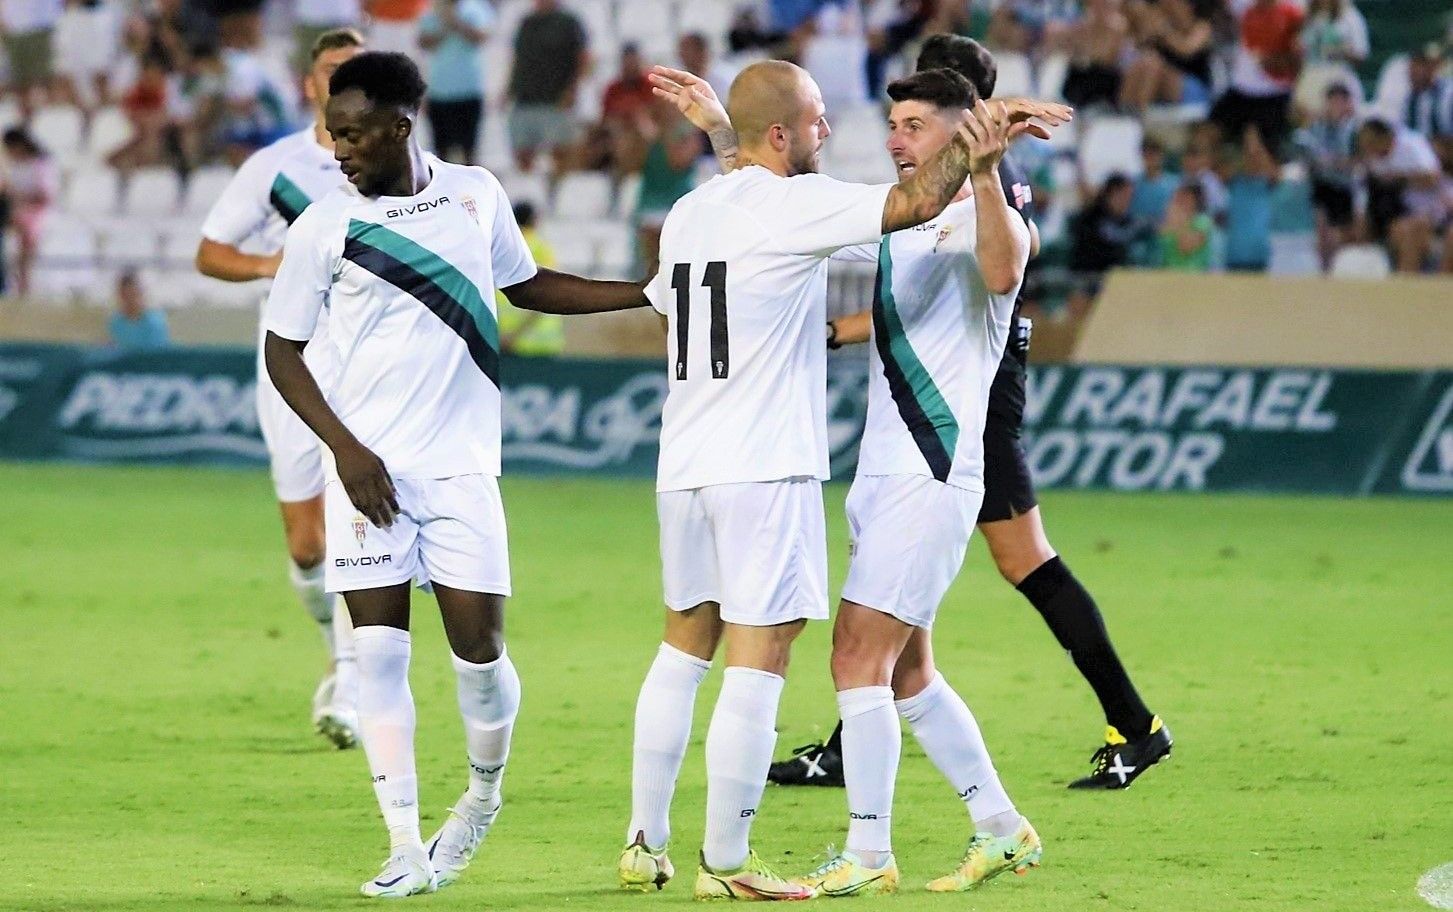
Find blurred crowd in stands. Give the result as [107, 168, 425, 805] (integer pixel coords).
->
[0, 0, 1450, 316]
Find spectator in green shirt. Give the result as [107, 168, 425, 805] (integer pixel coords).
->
[632, 104, 699, 277]
[1158, 183, 1215, 271]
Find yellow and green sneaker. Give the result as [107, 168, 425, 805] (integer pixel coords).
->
[694, 849, 815, 901]
[793, 850, 898, 898]
[619, 830, 675, 891]
[925, 818, 1041, 892]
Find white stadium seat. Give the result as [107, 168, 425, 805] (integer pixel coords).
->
[1329, 244, 1391, 280]
[1036, 52, 1070, 102]
[119, 167, 183, 216]
[85, 106, 132, 161]
[1078, 116, 1143, 187]
[100, 223, 162, 267]
[555, 171, 614, 220]
[992, 52, 1034, 99]
[65, 167, 120, 216]
[182, 166, 238, 217]
[30, 106, 84, 161]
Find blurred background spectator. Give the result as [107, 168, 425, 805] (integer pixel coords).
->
[631, 101, 698, 274]
[1294, 80, 1359, 267]
[1354, 117, 1445, 273]
[296, 0, 363, 69]
[1119, 0, 1214, 113]
[1061, 0, 1128, 111]
[366, 0, 429, 58]
[1294, 0, 1367, 114]
[1068, 173, 1153, 315]
[1130, 136, 1180, 224]
[507, 0, 588, 176]
[3, 0, 64, 121]
[107, 268, 169, 351]
[421, 0, 493, 164]
[53, 0, 124, 128]
[1210, 0, 1304, 155]
[1157, 182, 1216, 270]
[2, 126, 57, 296]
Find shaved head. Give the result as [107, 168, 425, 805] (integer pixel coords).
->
[727, 60, 831, 175]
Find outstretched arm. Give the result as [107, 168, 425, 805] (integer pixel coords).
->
[501, 268, 649, 314]
[648, 65, 739, 172]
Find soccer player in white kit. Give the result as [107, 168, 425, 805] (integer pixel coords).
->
[615, 60, 999, 901]
[798, 68, 1045, 896]
[262, 52, 652, 898]
[196, 29, 365, 749]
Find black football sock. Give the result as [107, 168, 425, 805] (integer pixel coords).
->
[826, 720, 844, 753]
[1017, 557, 1155, 740]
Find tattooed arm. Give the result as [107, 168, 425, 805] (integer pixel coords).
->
[648, 65, 739, 172]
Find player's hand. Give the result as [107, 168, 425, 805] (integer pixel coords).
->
[335, 440, 399, 529]
[957, 100, 1033, 175]
[991, 97, 1074, 138]
[648, 65, 730, 133]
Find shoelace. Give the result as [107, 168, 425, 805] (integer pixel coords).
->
[1087, 742, 1115, 775]
[959, 833, 993, 865]
[805, 851, 850, 879]
[435, 808, 485, 863]
[791, 741, 828, 758]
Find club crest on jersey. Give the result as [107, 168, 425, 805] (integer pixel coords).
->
[934, 224, 954, 252]
[462, 196, 479, 224]
[352, 514, 368, 547]
[1013, 182, 1032, 209]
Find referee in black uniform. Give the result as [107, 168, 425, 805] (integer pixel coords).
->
[775, 35, 1172, 791]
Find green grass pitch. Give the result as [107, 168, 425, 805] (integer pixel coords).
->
[4, 462, 1451, 911]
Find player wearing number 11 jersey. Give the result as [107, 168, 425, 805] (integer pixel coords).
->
[616, 59, 998, 901]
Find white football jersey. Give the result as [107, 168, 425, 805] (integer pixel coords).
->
[202, 127, 345, 255]
[263, 156, 537, 481]
[835, 195, 1027, 491]
[647, 166, 893, 492]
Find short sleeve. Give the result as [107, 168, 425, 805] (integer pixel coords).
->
[644, 268, 667, 314]
[771, 174, 893, 257]
[263, 206, 336, 342]
[829, 242, 879, 264]
[998, 152, 1036, 225]
[489, 177, 539, 290]
[201, 152, 273, 246]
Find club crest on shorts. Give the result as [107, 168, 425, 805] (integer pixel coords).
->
[352, 513, 368, 547]
[461, 195, 479, 224]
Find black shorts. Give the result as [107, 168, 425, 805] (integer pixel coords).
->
[976, 340, 1038, 525]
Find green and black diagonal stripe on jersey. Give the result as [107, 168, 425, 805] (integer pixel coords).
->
[268, 173, 311, 225]
[871, 240, 959, 482]
[342, 219, 500, 384]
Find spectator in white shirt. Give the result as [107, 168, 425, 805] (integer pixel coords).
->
[1355, 118, 1446, 272]
[53, 0, 123, 120]
[1294, 0, 1369, 114]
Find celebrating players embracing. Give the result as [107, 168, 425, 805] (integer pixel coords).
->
[263, 52, 651, 898]
[616, 59, 1032, 901]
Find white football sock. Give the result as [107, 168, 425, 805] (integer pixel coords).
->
[288, 560, 336, 656]
[702, 666, 783, 872]
[627, 643, 711, 849]
[452, 647, 521, 820]
[332, 602, 358, 714]
[354, 625, 420, 851]
[839, 686, 899, 856]
[896, 673, 1016, 828]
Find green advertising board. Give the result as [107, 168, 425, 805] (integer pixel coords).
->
[0, 343, 1448, 496]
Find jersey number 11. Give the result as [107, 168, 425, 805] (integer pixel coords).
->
[671, 261, 728, 381]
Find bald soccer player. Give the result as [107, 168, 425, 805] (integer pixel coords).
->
[614, 60, 1047, 901]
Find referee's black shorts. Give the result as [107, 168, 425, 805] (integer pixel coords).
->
[976, 344, 1038, 525]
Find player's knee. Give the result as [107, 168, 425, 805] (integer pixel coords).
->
[452, 631, 505, 666]
[287, 533, 326, 570]
[891, 658, 936, 700]
[829, 632, 895, 688]
[987, 536, 1055, 586]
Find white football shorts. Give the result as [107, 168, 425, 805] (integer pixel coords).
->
[841, 473, 983, 629]
[324, 474, 511, 596]
[657, 477, 828, 627]
[256, 332, 335, 503]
